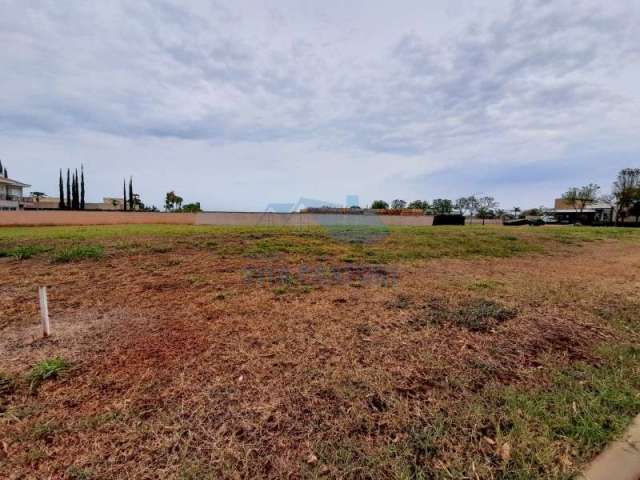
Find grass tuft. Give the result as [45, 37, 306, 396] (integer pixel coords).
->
[52, 245, 104, 263]
[27, 357, 70, 391]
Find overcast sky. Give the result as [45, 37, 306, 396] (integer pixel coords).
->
[2, 0, 639, 210]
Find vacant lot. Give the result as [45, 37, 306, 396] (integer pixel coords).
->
[1, 225, 639, 479]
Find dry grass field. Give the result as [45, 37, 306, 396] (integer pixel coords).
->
[1, 225, 639, 479]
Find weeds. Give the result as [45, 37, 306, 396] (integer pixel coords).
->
[28, 357, 70, 391]
[52, 245, 104, 263]
[0, 244, 49, 260]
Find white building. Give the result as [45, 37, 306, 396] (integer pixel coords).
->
[0, 177, 30, 211]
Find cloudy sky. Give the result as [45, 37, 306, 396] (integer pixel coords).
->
[2, 0, 639, 210]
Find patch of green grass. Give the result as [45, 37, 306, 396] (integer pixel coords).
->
[52, 244, 104, 263]
[452, 299, 517, 332]
[27, 357, 70, 391]
[0, 244, 50, 260]
[419, 299, 517, 332]
[1, 225, 638, 266]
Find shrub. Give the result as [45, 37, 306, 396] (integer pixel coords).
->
[52, 245, 104, 263]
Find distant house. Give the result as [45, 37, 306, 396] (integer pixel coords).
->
[548, 199, 615, 225]
[0, 177, 30, 211]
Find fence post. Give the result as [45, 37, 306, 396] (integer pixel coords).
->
[38, 286, 50, 337]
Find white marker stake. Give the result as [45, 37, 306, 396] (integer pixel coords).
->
[38, 286, 50, 337]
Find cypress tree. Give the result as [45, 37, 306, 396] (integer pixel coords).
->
[3, 167, 7, 179]
[123, 179, 127, 211]
[80, 165, 85, 210]
[0, 159, 3, 175]
[74, 169, 79, 209]
[128, 177, 134, 211]
[66, 169, 71, 209]
[71, 172, 76, 209]
[58, 169, 65, 209]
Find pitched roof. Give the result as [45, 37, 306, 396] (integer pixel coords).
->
[0, 177, 30, 188]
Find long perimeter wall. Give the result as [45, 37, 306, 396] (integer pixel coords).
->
[0, 210, 503, 227]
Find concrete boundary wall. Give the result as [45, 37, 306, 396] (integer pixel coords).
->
[194, 212, 437, 226]
[0, 211, 197, 226]
[0, 210, 503, 227]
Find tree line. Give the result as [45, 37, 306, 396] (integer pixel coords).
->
[562, 168, 640, 224]
[370, 196, 500, 224]
[164, 191, 201, 213]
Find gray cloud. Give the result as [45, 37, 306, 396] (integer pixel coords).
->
[1, 0, 639, 209]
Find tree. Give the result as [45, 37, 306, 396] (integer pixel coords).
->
[72, 169, 79, 209]
[576, 184, 599, 213]
[613, 168, 640, 224]
[477, 196, 498, 225]
[391, 199, 407, 210]
[562, 187, 579, 209]
[454, 197, 468, 216]
[182, 202, 202, 213]
[453, 196, 478, 221]
[66, 169, 71, 209]
[370, 200, 389, 210]
[58, 170, 65, 209]
[630, 201, 640, 225]
[128, 178, 134, 211]
[432, 198, 453, 215]
[3, 167, 7, 178]
[165, 191, 184, 212]
[80, 165, 85, 210]
[562, 184, 600, 223]
[123, 180, 127, 211]
[408, 200, 429, 211]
